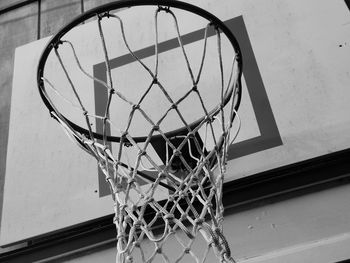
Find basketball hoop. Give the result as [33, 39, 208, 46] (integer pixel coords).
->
[37, 0, 242, 262]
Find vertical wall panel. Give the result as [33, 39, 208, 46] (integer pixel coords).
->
[83, 0, 116, 12]
[40, 0, 81, 38]
[0, 1, 19, 10]
[0, 1, 38, 250]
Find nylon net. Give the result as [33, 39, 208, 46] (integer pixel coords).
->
[39, 4, 242, 263]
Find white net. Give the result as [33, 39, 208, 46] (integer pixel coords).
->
[39, 3, 242, 262]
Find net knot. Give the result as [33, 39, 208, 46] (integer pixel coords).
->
[152, 125, 159, 131]
[194, 218, 204, 225]
[158, 6, 170, 13]
[117, 233, 126, 240]
[121, 132, 132, 147]
[146, 197, 154, 203]
[83, 110, 88, 116]
[116, 184, 124, 192]
[53, 40, 63, 49]
[131, 205, 138, 212]
[156, 211, 162, 218]
[188, 132, 196, 139]
[126, 255, 133, 262]
[120, 204, 128, 211]
[208, 21, 218, 30]
[158, 172, 167, 180]
[212, 144, 220, 153]
[134, 220, 142, 228]
[124, 215, 132, 224]
[180, 213, 187, 221]
[133, 241, 140, 248]
[132, 104, 140, 110]
[138, 150, 146, 156]
[220, 102, 226, 110]
[184, 247, 191, 254]
[156, 246, 162, 254]
[191, 174, 199, 183]
[98, 12, 110, 20]
[152, 77, 158, 84]
[205, 115, 214, 123]
[164, 214, 174, 221]
[217, 215, 224, 223]
[178, 190, 187, 199]
[192, 85, 198, 92]
[174, 150, 181, 156]
[127, 178, 135, 185]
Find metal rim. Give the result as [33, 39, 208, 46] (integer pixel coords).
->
[37, 0, 242, 143]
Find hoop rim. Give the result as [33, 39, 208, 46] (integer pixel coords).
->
[37, 0, 242, 143]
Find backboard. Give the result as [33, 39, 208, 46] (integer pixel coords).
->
[1, 0, 350, 246]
